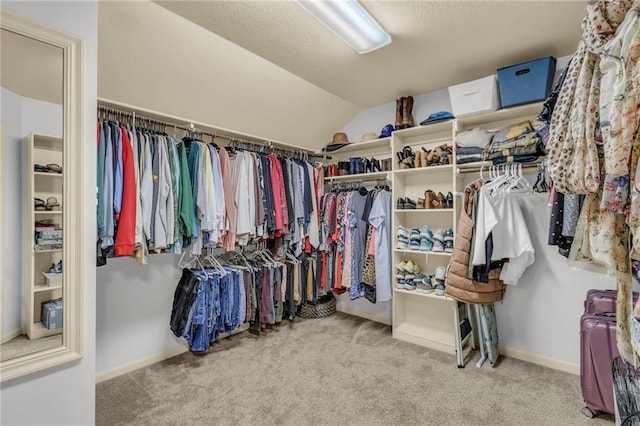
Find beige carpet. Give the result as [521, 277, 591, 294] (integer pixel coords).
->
[1, 334, 62, 362]
[96, 313, 614, 425]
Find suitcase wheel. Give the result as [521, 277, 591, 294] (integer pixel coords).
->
[581, 406, 595, 418]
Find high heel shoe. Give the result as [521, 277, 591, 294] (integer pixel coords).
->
[371, 158, 382, 172]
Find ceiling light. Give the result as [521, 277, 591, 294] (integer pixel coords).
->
[297, 0, 391, 54]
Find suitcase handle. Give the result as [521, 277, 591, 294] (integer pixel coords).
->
[463, 89, 481, 96]
[515, 68, 531, 76]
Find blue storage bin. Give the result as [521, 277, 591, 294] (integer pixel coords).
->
[497, 56, 556, 108]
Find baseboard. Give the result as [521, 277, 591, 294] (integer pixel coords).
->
[336, 306, 392, 325]
[2, 327, 24, 344]
[500, 345, 579, 375]
[95, 323, 250, 383]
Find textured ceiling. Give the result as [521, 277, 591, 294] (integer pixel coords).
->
[1, 28, 63, 104]
[156, 1, 585, 108]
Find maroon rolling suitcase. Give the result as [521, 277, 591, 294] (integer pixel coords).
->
[585, 289, 639, 315]
[580, 312, 618, 417]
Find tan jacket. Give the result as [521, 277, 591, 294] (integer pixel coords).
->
[445, 179, 506, 304]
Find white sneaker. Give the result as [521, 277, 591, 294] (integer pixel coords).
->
[435, 266, 446, 281]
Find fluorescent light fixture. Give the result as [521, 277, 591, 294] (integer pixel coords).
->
[297, 0, 391, 54]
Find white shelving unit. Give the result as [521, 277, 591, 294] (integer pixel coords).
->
[25, 133, 64, 340]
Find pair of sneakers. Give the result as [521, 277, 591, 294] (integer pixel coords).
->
[413, 273, 434, 293]
[397, 225, 410, 249]
[396, 260, 420, 290]
[432, 228, 454, 253]
[433, 266, 447, 295]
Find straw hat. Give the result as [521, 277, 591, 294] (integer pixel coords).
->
[360, 132, 378, 142]
[324, 132, 351, 152]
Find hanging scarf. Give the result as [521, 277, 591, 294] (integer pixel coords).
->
[548, 0, 632, 194]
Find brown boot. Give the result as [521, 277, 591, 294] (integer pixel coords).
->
[402, 96, 415, 128]
[395, 97, 405, 130]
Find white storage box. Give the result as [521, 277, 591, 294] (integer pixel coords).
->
[448, 75, 501, 117]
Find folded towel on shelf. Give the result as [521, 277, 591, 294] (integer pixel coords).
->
[455, 146, 485, 155]
[455, 128, 494, 149]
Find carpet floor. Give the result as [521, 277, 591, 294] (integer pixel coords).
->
[1, 334, 62, 362]
[96, 313, 614, 425]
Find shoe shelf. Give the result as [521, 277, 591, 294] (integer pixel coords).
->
[454, 102, 544, 131]
[394, 164, 454, 176]
[394, 287, 452, 301]
[394, 249, 451, 257]
[324, 171, 390, 182]
[316, 136, 391, 156]
[393, 208, 454, 214]
[27, 133, 64, 340]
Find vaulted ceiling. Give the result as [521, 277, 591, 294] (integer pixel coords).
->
[156, 1, 585, 108]
[99, 1, 586, 150]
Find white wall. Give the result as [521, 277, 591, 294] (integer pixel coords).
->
[96, 255, 184, 375]
[1, 87, 63, 338]
[335, 54, 616, 367]
[0, 2, 97, 425]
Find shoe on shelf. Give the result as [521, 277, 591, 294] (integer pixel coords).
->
[432, 229, 444, 242]
[410, 229, 421, 241]
[404, 274, 416, 290]
[396, 198, 406, 210]
[435, 266, 446, 281]
[414, 273, 426, 292]
[432, 239, 445, 252]
[420, 226, 434, 241]
[417, 198, 425, 209]
[445, 192, 454, 209]
[404, 198, 417, 209]
[409, 239, 420, 250]
[435, 283, 446, 296]
[397, 225, 410, 238]
[445, 240, 454, 253]
[396, 237, 409, 250]
[432, 192, 445, 209]
[404, 260, 421, 274]
[424, 190, 436, 209]
[422, 275, 435, 293]
[397, 276, 407, 289]
[371, 158, 382, 172]
[443, 228, 454, 242]
[419, 237, 433, 251]
[397, 261, 409, 273]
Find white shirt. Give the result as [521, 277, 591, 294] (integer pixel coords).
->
[369, 190, 392, 302]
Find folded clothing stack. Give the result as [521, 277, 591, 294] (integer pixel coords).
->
[483, 120, 547, 165]
[35, 227, 63, 251]
[455, 128, 494, 164]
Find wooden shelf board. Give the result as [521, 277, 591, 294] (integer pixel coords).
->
[33, 134, 63, 151]
[394, 249, 452, 257]
[394, 287, 453, 301]
[394, 208, 454, 214]
[316, 137, 391, 155]
[394, 164, 454, 176]
[455, 102, 544, 129]
[325, 171, 390, 182]
[30, 322, 63, 340]
[34, 172, 63, 177]
[392, 321, 455, 354]
[34, 211, 63, 215]
[34, 249, 63, 253]
[34, 283, 63, 293]
[392, 120, 453, 139]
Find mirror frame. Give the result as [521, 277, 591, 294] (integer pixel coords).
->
[0, 10, 84, 382]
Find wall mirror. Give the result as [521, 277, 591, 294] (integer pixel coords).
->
[0, 10, 84, 382]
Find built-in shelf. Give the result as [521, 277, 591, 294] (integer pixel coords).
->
[34, 283, 63, 293]
[394, 287, 450, 301]
[394, 164, 454, 176]
[35, 211, 63, 215]
[34, 172, 63, 177]
[316, 136, 391, 155]
[34, 249, 62, 254]
[30, 321, 63, 339]
[392, 120, 454, 139]
[324, 171, 390, 182]
[394, 249, 452, 257]
[455, 102, 544, 129]
[456, 158, 545, 174]
[394, 208, 454, 214]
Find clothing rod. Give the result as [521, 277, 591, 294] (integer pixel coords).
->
[97, 98, 317, 155]
[456, 159, 546, 174]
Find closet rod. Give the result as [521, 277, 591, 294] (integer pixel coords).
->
[97, 98, 318, 156]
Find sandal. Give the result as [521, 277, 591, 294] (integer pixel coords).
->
[34, 198, 46, 211]
[46, 196, 60, 211]
[431, 192, 445, 209]
[34, 164, 48, 173]
[46, 163, 62, 173]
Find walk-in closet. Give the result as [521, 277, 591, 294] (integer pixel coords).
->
[1, 1, 640, 425]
